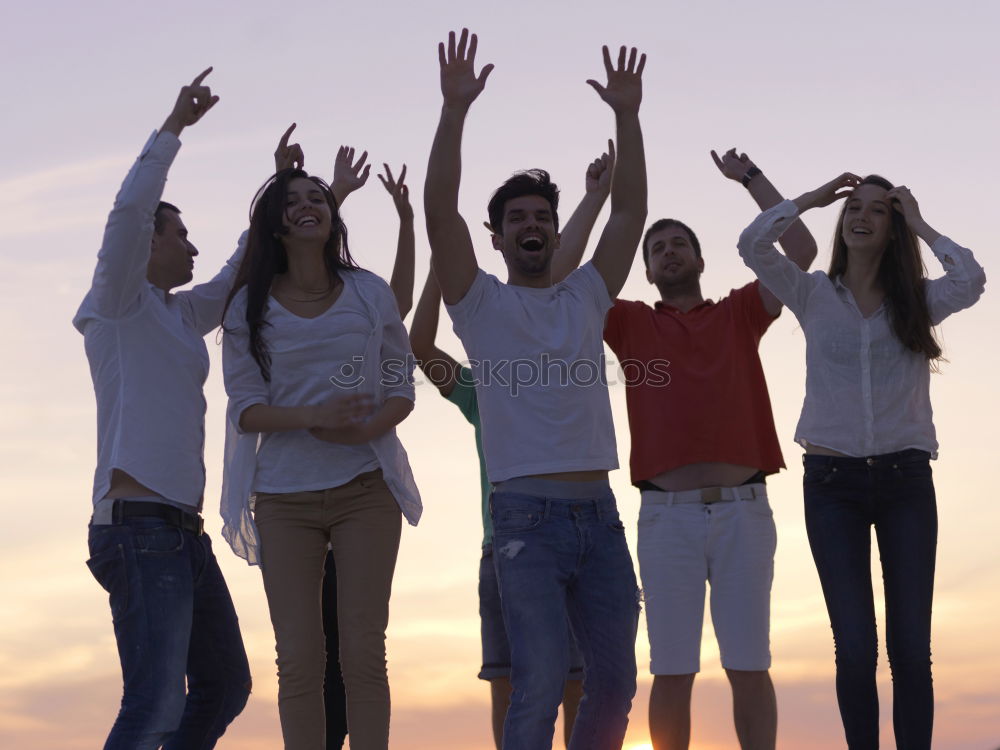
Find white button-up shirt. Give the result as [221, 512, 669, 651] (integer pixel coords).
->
[738, 199, 986, 458]
[220, 270, 421, 566]
[74, 131, 242, 514]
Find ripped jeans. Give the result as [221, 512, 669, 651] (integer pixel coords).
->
[491, 478, 639, 750]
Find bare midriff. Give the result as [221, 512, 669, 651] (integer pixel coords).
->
[803, 443, 849, 457]
[527, 470, 610, 482]
[103, 468, 157, 499]
[646, 462, 760, 492]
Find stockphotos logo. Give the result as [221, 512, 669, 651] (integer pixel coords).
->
[329, 353, 670, 396]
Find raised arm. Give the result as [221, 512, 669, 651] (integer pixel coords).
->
[712, 147, 818, 315]
[738, 173, 859, 316]
[409, 269, 463, 396]
[379, 164, 416, 317]
[552, 142, 614, 282]
[886, 185, 986, 323]
[424, 28, 494, 304]
[89, 68, 218, 319]
[587, 46, 648, 297]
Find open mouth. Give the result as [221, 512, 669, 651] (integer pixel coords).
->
[851, 226, 872, 236]
[296, 216, 320, 227]
[519, 234, 544, 252]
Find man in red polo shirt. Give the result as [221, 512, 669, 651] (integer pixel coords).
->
[604, 149, 817, 750]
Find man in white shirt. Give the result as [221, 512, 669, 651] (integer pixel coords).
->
[424, 30, 648, 750]
[73, 69, 250, 750]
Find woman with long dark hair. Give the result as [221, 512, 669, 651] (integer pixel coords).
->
[737, 173, 985, 749]
[220, 131, 420, 750]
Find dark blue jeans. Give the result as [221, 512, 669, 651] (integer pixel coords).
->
[87, 516, 252, 750]
[491, 478, 639, 750]
[803, 449, 936, 750]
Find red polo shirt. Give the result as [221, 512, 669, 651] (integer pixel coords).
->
[604, 281, 784, 484]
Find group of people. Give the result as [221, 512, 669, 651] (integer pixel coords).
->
[75, 28, 986, 750]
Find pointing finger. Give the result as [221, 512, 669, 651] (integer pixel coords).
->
[278, 123, 296, 150]
[191, 66, 213, 87]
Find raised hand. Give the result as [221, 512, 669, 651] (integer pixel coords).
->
[379, 164, 413, 221]
[586, 140, 616, 197]
[886, 185, 922, 227]
[162, 68, 219, 136]
[711, 147, 757, 183]
[586, 46, 646, 115]
[794, 172, 862, 212]
[274, 123, 304, 172]
[331, 146, 371, 204]
[438, 28, 494, 110]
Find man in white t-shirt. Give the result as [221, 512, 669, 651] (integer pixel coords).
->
[74, 71, 250, 749]
[424, 29, 648, 750]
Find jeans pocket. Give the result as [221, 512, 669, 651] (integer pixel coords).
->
[86, 542, 128, 620]
[494, 508, 544, 533]
[134, 525, 184, 554]
[894, 461, 933, 481]
[803, 466, 838, 485]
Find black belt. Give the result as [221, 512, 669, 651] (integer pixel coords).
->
[112, 500, 204, 535]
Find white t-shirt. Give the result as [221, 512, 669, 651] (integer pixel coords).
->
[446, 261, 618, 482]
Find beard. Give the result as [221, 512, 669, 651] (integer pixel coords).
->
[654, 265, 701, 296]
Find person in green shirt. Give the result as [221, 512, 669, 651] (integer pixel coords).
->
[409, 147, 612, 749]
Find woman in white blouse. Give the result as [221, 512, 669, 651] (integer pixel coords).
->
[738, 174, 986, 750]
[220, 144, 420, 749]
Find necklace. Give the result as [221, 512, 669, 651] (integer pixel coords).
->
[277, 277, 342, 303]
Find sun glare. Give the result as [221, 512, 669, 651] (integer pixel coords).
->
[628, 744, 654, 750]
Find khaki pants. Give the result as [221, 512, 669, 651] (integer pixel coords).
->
[255, 470, 402, 750]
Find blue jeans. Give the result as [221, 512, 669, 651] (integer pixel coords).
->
[491, 478, 639, 750]
[803, 449, 936, 750]
[478, 543, 585, 681]
[87, 515, 251, 750]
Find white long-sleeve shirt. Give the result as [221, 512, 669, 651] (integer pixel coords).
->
[220, 269, 421, 565]
[738, 199, 986, 457]
[73, 130, 243, 515]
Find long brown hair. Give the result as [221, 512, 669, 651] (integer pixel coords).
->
[222, 169, 361, 381]
[829, 175, 941, 360]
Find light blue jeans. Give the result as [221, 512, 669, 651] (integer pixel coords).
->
[491, 477, 639, 750]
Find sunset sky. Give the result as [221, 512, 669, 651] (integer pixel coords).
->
[1, 1, 998, 748]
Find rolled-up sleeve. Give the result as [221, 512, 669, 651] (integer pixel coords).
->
[222, 291, 270, 433]
[925, 236, 986, 325]
[738, 200, 818, 318]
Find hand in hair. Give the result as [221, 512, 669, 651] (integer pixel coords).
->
[438, 28, 494, 111]
[711, 147, 756, 182]
[586, 140, 616, 198]
[274, 123, 305, 172]
[161, 68, 219, 137]
[886, 185, 941, 245]
[793, 173, 862, 213]
[331, 146, 371, 205]
[586, 46, 646, 115]
[379, 164, 413, 221]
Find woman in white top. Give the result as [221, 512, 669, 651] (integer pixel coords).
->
[738, 174, 985, 750]
[221, 136, 420, 750]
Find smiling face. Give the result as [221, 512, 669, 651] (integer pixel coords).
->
[841, 183, 893, 253]
[492, 194, 561, 279]
[148, 208, 197, 289]
[281, 176, 333, 243]
[644, 225, 703, 289]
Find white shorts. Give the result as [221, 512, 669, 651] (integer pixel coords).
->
[637, 484, 777, 674]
